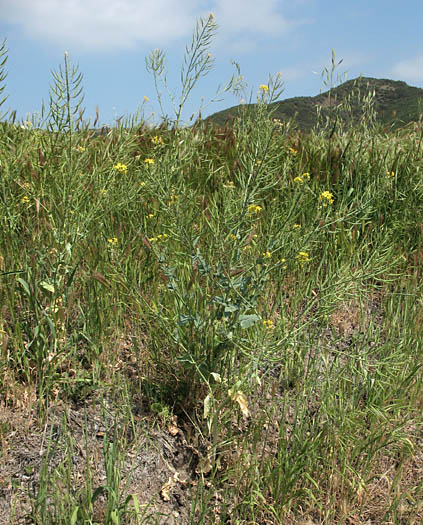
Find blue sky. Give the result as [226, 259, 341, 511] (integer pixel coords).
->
[0, 0, 422, 127]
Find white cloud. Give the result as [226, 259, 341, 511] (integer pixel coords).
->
[391, 55, 423, 83]
[0, 0, 201, 52]
[213, 0, 290, 38]
[0, 0, 300, 54]
[212, 0, 304, 54]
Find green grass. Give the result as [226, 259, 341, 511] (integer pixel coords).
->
[1, 22, 423, 524]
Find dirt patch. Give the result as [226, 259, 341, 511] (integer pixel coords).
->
[0, 396, 199, 524]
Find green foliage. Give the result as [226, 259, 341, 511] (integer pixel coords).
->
[47, 51, 85, 134]
[146, 13, 242, 127]
[1, 18, 423, 525]
[0, 38, 8, 121]
[208, 76, 423, 131]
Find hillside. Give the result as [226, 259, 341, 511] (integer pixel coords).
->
[207, 77, 423, 131]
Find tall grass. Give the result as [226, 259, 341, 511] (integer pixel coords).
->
[1, 16, 423, 524]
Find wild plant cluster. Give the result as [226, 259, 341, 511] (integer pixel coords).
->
[1, 17, 423, 524]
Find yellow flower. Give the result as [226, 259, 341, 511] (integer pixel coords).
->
[263, 319, 274, 329]
[262, 251, 271, 258]
[224, 180, 235, 189]
[146, 213, 155, 219]
[75, 145, 86, 152]
[21, 195, 30, 204]
[149, 233, 168, 243]
[248, 204, 262, 215]
[296, 251, 310, 266]
[289, 147, 298, 155]
[259, 84, 269, 92]
[168, 194, 178, 206]
[144, 96, 149, 102]
[280, 258, 287, 269]
[144, 158, 155, 165]
[107, 237, 118, 244]
[319, 190, 334, 206]
[140, 181, 146, 187]
[294, 172, 310, 184]
[113, 162, 128, 173]
[152, 135, 164, 145]
[293, 224, 301, 230]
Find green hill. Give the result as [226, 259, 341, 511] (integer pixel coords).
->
[206, 77, 423, 131]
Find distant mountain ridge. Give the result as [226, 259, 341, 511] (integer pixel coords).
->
[206, 77, 423, 131]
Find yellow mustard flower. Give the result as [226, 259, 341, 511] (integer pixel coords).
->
[107, 237, 118, 244]
[140, 181, 146, 187]
[152, 135, 164, 145]
[259, 84, 269, 92]
[75, 145, 86, 152]
[319, 190, 334, 206]
[289, 147, 298, 155]
[149, 233, 168, 243]
[168, 194, 178, 206]
[248, 204, 262, 215]
[21, 195, 30, 204]
[293, 224, 301, 230]
[224, 180, 235, 189]
[263, 251, 272, 258]
[296, 251, 310, 266]
[113, 162, 128, 173]
[144, 158, 155, 165]
[263, 319, 274, 329]
[146, 213, 155, 219]
[144, 96, 149, 102]
[294, 172, 310, 184]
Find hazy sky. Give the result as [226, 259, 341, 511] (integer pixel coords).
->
[0, 0, 422, 127]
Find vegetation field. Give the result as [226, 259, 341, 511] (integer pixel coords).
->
[1, 18, 423, 524]
[208, 75, 423, 131]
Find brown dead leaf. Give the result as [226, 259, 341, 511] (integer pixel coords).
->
[160, 471, 182, 502]
[160, 477, 174, 502]
[167, 415, 179, 436]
